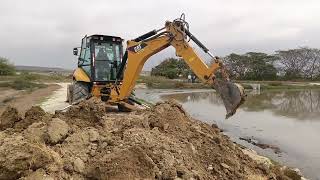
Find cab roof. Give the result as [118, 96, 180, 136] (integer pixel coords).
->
[88, 34, 123, 42]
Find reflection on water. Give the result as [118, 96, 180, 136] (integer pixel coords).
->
[135, 88, 320, 179]
[245, 90, 320, 121]
[136, 88, 320, 178]
[163, 90, 320, 121]
[159, 89, 320, 179]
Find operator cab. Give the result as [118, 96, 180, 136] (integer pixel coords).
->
[73, 34, 123, 82]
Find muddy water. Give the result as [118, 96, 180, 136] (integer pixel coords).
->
[136, 89, 320, 180]
[40, 83, 69, 113]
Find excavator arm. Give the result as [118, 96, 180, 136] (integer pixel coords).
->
[110, 14, 245, 118]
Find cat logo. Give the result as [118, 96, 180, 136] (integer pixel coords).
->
[128, 43, 147, 53]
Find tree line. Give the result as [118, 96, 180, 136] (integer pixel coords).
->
[151, 47, 320, 81]
[224, 47, 320, 81]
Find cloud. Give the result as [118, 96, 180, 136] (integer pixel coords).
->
[0, 0, 320, 70]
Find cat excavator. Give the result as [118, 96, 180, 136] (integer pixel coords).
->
[68, 14, 245, 118]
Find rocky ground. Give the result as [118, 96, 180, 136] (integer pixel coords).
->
[0, 98, 302, 180]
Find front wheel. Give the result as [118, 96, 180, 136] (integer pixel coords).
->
[67, 82, 90, 104]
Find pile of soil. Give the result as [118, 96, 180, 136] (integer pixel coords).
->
[0, 98, 301, 180]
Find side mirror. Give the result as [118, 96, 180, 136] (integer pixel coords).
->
[73, 48, 79, 56]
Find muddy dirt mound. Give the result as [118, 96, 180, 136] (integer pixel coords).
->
[0, 100, 302, 180]
[87, 146, 157, 179]
[59, 98, 106, 128]
[0, 106, 21, 130]
[148, 100, 190, 132]
[0, 106, 50, 132]
[14, 106, 49, 130]
[0, 135, 59, 180]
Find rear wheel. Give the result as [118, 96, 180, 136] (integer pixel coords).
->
[67, 82, 90, 104]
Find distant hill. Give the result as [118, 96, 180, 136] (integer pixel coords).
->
[15, 65, 72, 73]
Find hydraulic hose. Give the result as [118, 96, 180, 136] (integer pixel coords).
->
[184, 29, 209, 53]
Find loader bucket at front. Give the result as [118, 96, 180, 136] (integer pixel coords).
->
[212, 80, 246, 119]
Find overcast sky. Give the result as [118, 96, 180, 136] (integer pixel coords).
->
[1, 0, 320, 70]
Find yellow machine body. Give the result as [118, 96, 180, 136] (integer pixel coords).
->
[69, 16, 245, 118]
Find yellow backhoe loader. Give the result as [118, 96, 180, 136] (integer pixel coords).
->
[68, 14, 245, 118]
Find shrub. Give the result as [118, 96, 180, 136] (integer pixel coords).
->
[20, 72, 39, 81]
[151, 58, 192, 79]
[0, 57, 15, 75]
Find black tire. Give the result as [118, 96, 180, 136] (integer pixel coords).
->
[66, 84, 74, 104]
[117, 99, 135, 112]
[117, 104, 131, 112]
[69, 82, 89, 104]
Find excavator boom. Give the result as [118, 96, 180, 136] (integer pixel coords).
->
[110, 14, 246, 118]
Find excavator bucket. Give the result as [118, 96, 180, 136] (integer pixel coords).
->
[212, 80, 246, 119]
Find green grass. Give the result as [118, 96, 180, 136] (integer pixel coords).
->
[236, 80, 320, 90]
[138, 76, 320, 90]
[0, 72, 70, 83]
[18, 72, 70, 82]
[140, 76, 289, 90]
[138, 75, 210, 89]
[0, 79, 47, 90]
[0, 72, 66, 91]
[261, 84, 320, 90]
[267, 82, 283, 86]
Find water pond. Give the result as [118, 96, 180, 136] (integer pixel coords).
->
[136, 89, 320, 179]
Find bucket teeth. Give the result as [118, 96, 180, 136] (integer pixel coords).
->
[212, 80, 246, 119]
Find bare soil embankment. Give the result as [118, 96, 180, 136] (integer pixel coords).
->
[0, 84, 60, 115]
[0, 98, 302, 180]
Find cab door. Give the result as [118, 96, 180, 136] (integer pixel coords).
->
[78, 36, 92, 79]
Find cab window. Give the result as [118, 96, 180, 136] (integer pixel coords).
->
[94, 43, 116, 61]
[79, 37, 91, 76]
[94, 42, 121, 81]
[80, 37, 86, 59]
